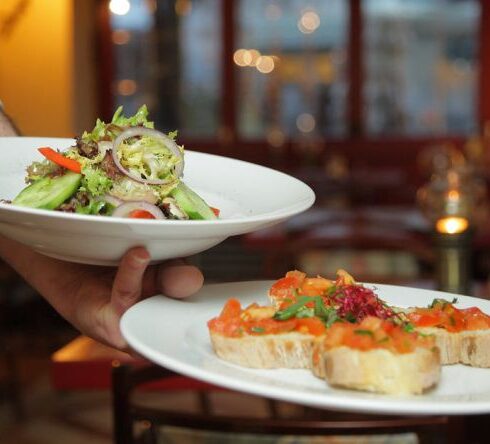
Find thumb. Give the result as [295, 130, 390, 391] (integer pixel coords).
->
[111, 247, 151, 316]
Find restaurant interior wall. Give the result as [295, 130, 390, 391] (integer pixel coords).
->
[0, 0, 98, 137]
[99, 0, 490, 198]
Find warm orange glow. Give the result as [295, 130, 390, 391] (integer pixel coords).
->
[256, 55, 275, 73]
[233, 49, 248, 67]
[175, 0, 192, 16]
[117, 79, 138, 96]
[0, 0, 74, 136]
[447, 189, 460, 200]
[297, 113, 316, 133]
[298, 11, 320, 34]
[234, 49, 261, 67]
[112, 29, 131, 45]
[436, 216, 469, 234]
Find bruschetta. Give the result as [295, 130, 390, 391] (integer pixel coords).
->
[311, 316, 440, 395]
[406, 298, 490, 367]
[207, 298, 327, 369]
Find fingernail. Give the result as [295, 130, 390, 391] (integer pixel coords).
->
[133, 251, 150, 264]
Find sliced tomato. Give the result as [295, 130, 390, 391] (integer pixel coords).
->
[129, 209, 156, 219]
[210, 207, 220, 217]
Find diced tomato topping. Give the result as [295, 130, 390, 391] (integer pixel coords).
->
[407, 310, 441, 328]
[408, 302, 490, 332]
[300, 277, 333, 296]
[323, 316, 433, 354]
[219, 298, 242, 320]
[269, 271, 306, 303]
[245, 318, 297, 335]
[295, 317, 326, 336]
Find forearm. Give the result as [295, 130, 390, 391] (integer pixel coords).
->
[0, 106, 20, 136]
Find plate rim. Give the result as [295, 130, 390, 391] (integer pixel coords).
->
[121, 281, 490, 416]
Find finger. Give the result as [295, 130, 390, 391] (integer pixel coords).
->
[111, 247, 151, 315]
[158, 262, 204, 299]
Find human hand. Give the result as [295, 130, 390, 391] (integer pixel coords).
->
[0, 235, 203, 351]
[65, 247, 204, 350]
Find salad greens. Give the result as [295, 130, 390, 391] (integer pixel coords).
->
[11, 106, 218, 220]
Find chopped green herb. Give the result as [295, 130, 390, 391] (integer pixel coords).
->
[402, 322, 415, 333]
[429, 297, 458, 309]
[251, 327, 265, 333]
[354, 329, 374, 337]
[296, 307, 315, 318]
[273, 296, 317, 321]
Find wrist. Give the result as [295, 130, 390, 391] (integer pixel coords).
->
[0, 103, 20, 136]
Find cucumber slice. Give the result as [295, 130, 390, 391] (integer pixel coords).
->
[170, 182, 217, 220]
[13, 172, 82, 210]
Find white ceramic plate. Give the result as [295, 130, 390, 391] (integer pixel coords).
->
[121, 282, 490, 416]
[0, 137, 314, 265]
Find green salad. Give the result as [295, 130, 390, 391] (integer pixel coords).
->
[11, 106, 218, 220]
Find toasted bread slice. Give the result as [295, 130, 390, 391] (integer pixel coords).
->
[209, 330, 315, 369]
[311, 316, 441, 395]
[318, 346, 440, 395]
[403, 300, 490, 367]
[208, 298, 326, 369]
[417, 327, 490, 367]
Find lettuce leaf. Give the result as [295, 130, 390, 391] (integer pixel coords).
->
[81, 105, 154, 143]
[117, 135, 183, 182]
[25, 159, 61, 184]
[80, 165, 113, 196]
[111, 104, 154, 129]
[75, 198, 108, 215]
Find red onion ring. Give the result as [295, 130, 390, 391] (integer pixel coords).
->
[99, 194, 123, 207]
[112, 127, 184, 185]
[111, 201, 165, 219]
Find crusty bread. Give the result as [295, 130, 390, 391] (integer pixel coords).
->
[311, 338, 327, 378]
[417, 327, 490, 367]
[209, 330, 315, 369]
[313, 345, 440, 395]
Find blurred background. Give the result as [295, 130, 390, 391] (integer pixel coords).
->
[1, 0, 490, 442]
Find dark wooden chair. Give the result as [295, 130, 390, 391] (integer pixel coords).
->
[112, 362, 465, 444]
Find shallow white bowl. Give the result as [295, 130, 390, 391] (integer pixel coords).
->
[0, 137, 315, 266]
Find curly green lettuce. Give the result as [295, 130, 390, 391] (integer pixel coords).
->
[81, 105, 155, 143]
[80, 165, 113, 197]
[116, 135, 183, 182]
[25, 159, 61, 183]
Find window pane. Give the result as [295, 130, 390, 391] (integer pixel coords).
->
[236, 0, 349, 141]
[110, 0, 221, 137]
[364, 0, 480, 136]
